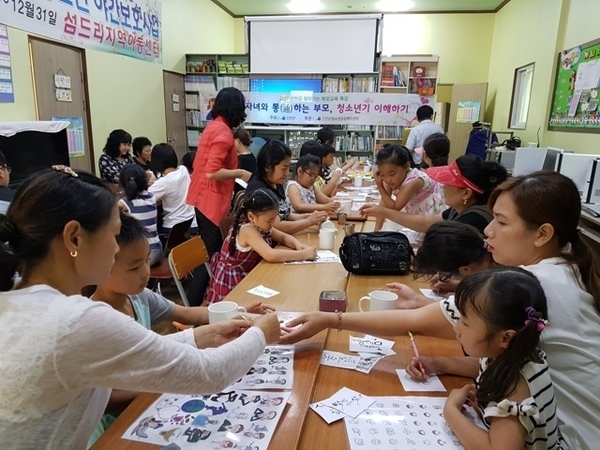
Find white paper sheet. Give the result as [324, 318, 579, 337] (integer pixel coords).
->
[320, 350, 360, 369]
[247, 285, 280, 298]
[319, 387, 376, 419]
[396, 369, 447, 392]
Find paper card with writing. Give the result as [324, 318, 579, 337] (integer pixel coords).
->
[355, 355, 384, 374]
[349, 335, 394, 355]
[309, 402, 346, 424]
[320, 351, 360, 370]
[320, 387, 375, 418]
[420, 288, 447, 301]
[396, 369, 446, 392]
[284, 250, 341, 265]
[247, 284, 280, 298]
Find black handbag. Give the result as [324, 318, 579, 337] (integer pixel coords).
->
[339, 231, 413, 275]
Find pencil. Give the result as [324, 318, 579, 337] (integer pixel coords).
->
[308, 233, 311, 246]
[408, 331, 420, 357]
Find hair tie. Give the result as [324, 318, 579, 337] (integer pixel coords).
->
[524, 306, 549, 332]
[0, 214, 16, 243]
[52, 165, 78, 177]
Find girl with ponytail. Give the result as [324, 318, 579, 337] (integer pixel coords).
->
[206, 189, 316, 304]
[407, 267, 566, 450]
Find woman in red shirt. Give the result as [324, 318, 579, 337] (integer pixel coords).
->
[187, 87, 252, 305]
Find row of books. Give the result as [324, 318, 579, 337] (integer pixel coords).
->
[218, 60, 249, 74]
[322, 76, 378, 93]
[380, 66, 406, 87]
[376, 126, 404, 139]
[186, 129, 200, 147]
[217, 76, 250, 91]
[185, 110, 208, 128]
[334, 134, 374, 151]
[184, 75, 216, 92]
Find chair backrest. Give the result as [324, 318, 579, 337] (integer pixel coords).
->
[164, 217, 193, 255]
[168, 235, 211, 307]
[231, 189, 245, 216]
[219, 216, 235, 241]
[169, 236, 211, 281]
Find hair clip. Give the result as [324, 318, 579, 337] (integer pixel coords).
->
[52, 165, 78, 177]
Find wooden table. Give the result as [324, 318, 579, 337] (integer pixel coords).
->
[296, 273, 468, 450]
[93, 221, 359, 449]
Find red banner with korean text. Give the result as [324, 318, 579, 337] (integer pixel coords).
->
[1, 0, 161, 63]
[245, 92, 435, 126]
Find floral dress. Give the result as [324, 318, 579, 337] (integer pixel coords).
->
[206, 223, 275, 304]
[285, 180, 316, 213]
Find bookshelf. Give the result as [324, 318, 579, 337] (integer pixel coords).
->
[376, 55, 439, 150]
[184, 53, 250, 149]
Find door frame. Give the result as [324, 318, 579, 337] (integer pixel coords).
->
[28, 36, 96, 174]
[163, 69, 187, 159]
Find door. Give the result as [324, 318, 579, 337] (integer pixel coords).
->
[163, 70, 187, 160]
[29, 37, 94, 173]
[447, 83, 488, 163]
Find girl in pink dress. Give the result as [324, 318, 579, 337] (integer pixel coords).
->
[206, 189, 316, 304]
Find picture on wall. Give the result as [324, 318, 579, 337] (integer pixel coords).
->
[549, 37, 600, 131]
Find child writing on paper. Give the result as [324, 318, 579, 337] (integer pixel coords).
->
[87, 212, 273, 447]
[373, 144, 445, 233]
[285, 155, 340, 214]
[206, 189, 317, 304]
[407, 267, 566, 450]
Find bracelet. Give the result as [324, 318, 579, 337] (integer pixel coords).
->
[335, 310, 343, 332]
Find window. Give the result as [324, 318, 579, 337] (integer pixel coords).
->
[509, 63, 535, 129]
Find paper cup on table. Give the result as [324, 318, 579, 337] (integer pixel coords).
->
[359, 290, 398, 312]
[338, 199, 353, 215]
[354, 175, 363, 187]
[208, 301, 247, 324]
[319, 229, 336, 250]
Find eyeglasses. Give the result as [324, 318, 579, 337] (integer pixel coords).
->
[0, 165, 11, 174]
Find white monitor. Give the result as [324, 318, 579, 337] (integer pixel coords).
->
[586, 159, 600, 204]
[558, 153, 600, 202]
[512, 147, 563, 176]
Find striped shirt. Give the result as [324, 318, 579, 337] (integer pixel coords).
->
[477, 350, 567, 450]
[121, 191, 161, 254]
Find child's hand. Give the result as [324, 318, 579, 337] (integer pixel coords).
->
[302, 246, 317, 260]
[445, 384, 477, 411]
[385, 283, 429, 309]
[197, 319, 253, 348]
[252, 313, 281, 345]
[325, 202, 341, 214]
[307, 211, 328, 226]
[246, 302, 276, 315]
[429, 274, 458, 296]
[406, 356, 437, 380]
[374, 170, 384, 190]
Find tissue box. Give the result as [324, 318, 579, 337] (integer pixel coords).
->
[319, 290, 347, 312]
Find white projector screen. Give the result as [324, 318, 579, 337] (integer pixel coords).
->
[247, 15, 381, 74]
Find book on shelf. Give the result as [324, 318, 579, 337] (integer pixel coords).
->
[186, 129, 200, 147]
[217, 76, 249, 91]
[184, 75, 216, 92]
[321, 76, 377, 93]
[377, 126, 404, 139]
[185, 94, 199, 110]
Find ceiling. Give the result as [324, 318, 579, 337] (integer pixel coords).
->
[211, 0, 511, 18]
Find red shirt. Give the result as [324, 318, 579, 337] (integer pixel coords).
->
[187, 116, 237, 226]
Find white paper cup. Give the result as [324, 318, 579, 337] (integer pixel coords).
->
[208, 301, 247, 324]
[359, 290, 398, 312]
[338, 199, 353, 215]
[354, 175, 363, 187]
[319, 228, 336, 250]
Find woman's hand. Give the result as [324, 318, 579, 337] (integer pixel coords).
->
[445, 384, 477, 411]
[325, 201, 341, 214]
[238, 169, 252, 183]
[279, 311, 330, 344]
[307, 211, 328, 226]
[246, 302, 276, 315]
[359, 203, 386, 219]
[386, 283, 434, 309]
[406, 356, 439, 381]
[252, 313, 281, 345]
[193, 319, 252, 348]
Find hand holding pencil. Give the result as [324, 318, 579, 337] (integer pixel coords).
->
[406, 331, 435, 380]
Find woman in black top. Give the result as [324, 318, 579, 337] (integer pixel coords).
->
[245, 140, 327, 235]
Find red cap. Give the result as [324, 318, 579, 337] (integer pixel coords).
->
[427, 161, 484, 194]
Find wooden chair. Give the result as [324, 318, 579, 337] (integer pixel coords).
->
[149, 218, 194, 284]
[231, 189, 246, 215]
[168, 235, 211, 307]
[219, 216, 235, 241]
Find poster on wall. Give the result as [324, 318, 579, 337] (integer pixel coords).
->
[0, 24, 15, 103]
[549, 37, 600, 131]
[456, 101, 481, 123]
[51, 116, 85, 157]
[0, 0, 162, 64]
[245, 92, 435, 126]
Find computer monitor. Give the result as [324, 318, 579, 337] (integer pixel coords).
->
[557, 153, 600, 202]
[585, 158, 600, 204]
[512, 147, 563, 176]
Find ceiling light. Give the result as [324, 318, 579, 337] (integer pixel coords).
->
[288, 0, 324, 13]
[376, 0, 414, 12]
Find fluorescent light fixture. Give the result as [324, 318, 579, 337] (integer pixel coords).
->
[376, 0, 414, 12]
[288, 0, 324, 14]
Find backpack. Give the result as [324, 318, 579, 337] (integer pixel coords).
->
[339, 231, 413, 275]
